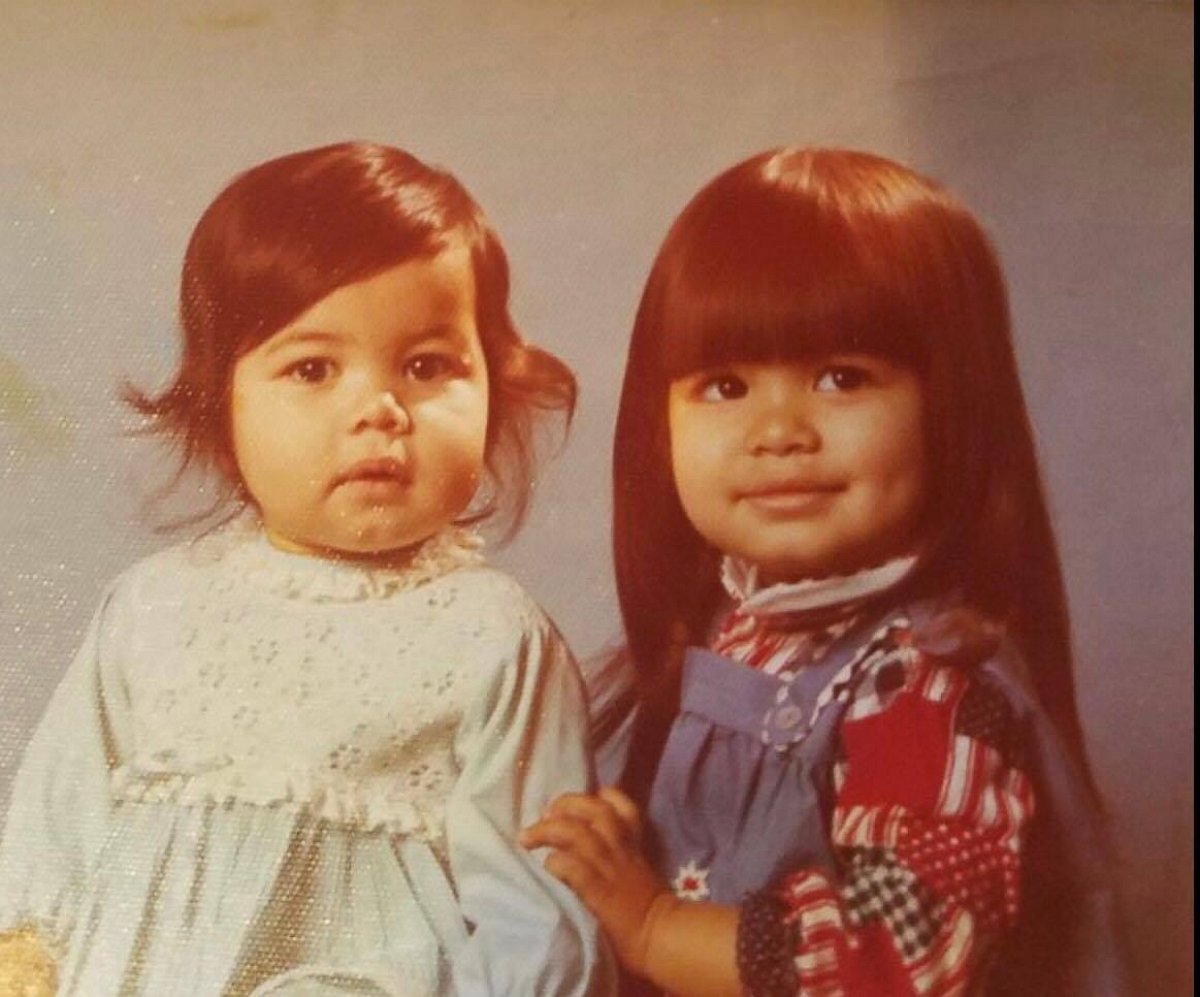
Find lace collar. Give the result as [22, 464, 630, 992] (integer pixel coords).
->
[187, 517, 486, 603]
[719, 553, 919, 619]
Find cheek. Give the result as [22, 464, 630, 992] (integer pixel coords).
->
[863, 405, 927, 515]
[231, 398, 279, 464]
[469, 391, 490, 461]
[229, 387, 312, 499]
[420, 388, 489, 473]
[669, 420, 727, 533]
[461, 385, 491, 456]
[668, 402, 714, 475]
[668, 415, 697, 502]
[228, 387, 263, 480]
[434, 399, 489, 516]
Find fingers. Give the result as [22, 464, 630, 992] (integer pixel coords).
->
[541, 844, 612, 903]
[520, 814, 613, 868]
[520, 815, 624, 917]
[597, 786, 642, 833]
[520, 791, 672, 963]
[540, 788, 643, 850]
[520, 790, 648, 898]
[519, 793, 595, 850]
[541, 792, 617, 822]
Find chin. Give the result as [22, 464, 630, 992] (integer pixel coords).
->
[343, 521, 437, 556]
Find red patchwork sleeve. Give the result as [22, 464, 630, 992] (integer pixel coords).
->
[745, 648, 1035, 997]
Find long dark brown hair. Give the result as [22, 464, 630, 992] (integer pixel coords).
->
[614, 148, 1090, 794]
[126, 141, 575, 537]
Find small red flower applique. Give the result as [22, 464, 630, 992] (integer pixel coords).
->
[672, 860, 711, 901]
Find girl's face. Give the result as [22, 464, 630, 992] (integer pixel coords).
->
[668, 355, 925, 582]
[230, 242, 489, 559]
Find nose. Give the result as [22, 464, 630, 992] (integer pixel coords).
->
[748, 394, 820, 456]
[354, 389, 412, 435]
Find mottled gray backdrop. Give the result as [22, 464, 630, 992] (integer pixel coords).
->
[1, 1, 1192, 991]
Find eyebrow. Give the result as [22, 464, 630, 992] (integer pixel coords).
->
[259, 330, 345, 358]
[260, 324, 469, 358]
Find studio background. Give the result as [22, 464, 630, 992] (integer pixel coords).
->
[1, 2, 1192, 991]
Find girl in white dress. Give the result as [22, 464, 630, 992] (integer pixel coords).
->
[0, 142, 612, 997]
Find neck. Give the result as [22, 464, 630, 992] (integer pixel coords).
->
[262, 525, 434, 569]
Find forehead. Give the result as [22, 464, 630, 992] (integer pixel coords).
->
[253, 242, 479, 358]
[303, 243, 475, 328]
[662, 313, 920, 382]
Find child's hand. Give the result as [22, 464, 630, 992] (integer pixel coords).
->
[0, 927, 58, 997]
[521, 786, 677, 977]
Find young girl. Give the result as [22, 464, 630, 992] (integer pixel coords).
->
[0, 142, 614, 996]
[523, 149, 1125, 995]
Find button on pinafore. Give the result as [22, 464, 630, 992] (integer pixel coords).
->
[647, 636, 860, 905]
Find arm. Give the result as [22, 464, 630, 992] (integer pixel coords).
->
[526, 656, 1034, 997]
[521, 788, 741, 997]
[761, 658, 1033, 996]
[579, 643, 639, 789]
[446, 612, 615, 996]
[0, 585, 132, 978]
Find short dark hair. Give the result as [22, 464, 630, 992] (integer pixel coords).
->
[126, 141, 575, 536]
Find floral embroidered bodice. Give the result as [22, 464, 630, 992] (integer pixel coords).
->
[0, 519, 610, 996]
[105, 521, 506, 843]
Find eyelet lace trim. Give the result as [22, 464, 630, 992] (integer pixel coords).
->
[104, 518, 493, 841]
[185, 518, 485, 603]
[111, 763, 449, 840]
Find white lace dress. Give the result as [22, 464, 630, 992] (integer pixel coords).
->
[0, 523, 612, 996]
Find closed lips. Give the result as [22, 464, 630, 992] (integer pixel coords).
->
[739, 481, 843, 498]
[333, 457, 411, 487]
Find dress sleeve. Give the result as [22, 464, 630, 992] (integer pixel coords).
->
[445, 610, 616, 996]
[738, 647, 1035, 997]
[580, 643, 639, 789]
[0, 583, 133, 946]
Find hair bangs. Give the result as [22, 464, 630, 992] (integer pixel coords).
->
[197, 147, 480, 357]
[129, 142, 576, 540]
[656, 218, 925, 380]
[617, 147, 1093, 816]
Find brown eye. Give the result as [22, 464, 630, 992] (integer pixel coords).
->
[404, 353, 458, 382]
[699, 374, 749, 402]
[286, 358, 335, 384]
[814, 366, 871, 392]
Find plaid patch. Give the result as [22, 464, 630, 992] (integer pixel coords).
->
[847, 657, 912, 720]
[839, 625, 920, 724]
[841, 846, 944, 962]
[759, 620, 914, 751]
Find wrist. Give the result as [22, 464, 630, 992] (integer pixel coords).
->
[627, 889, 682, 979]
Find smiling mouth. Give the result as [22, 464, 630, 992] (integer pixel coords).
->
[739, 482, 843, 514]
[333, 457, 412, 490]
[741, 480, 843, 498]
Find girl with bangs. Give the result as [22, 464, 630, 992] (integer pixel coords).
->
[524, 149, 1124, 995]
[0, 143, 613, 996]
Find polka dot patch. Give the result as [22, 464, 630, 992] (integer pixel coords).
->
[896, 819, 1021, 930]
